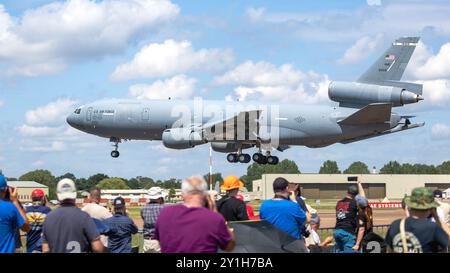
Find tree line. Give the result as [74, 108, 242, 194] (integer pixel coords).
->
[7, 160, 450, 198]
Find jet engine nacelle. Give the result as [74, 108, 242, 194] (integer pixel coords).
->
[162, 128, 205, 149]
[328, 81, 423, 107]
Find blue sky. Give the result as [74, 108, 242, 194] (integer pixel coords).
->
[0, 0, 450, 180]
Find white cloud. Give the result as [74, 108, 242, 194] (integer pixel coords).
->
[409, 43, 450, 80]
[32, 160, 46, 167]
[111, 39, 234, 81]
[0, 0, 179, 77]
[416, 79, 450, 106]
[246, 7, 266, 22]
[215, 61, 307, 86]
[17, 125, 61, 137]
[337, 34, 384, 64]
[25, 98, 78, 126]
[28, 141, 67, 152]
[129, 75, 196, 100]
[216, 61, 330, 103]
[432, 123, 450, 137]
[367, 0, 382, 6]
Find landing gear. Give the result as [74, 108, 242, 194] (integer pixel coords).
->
[111, 150, 120, 158]
[252, 152, 279, 165]
[226, 153, 251, 163]
[110, 137, 121, 158]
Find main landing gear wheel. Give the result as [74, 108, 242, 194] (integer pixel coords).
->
[226, 153, 238, 163]
[238, 153, 251, 163]
[253, 153, 279, 165]
[267, 156, 279, 165]
[111, 150, 120, 158]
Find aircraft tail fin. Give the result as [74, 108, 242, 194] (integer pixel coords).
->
[338, 103, 392, 125]
[357, 37, 420, 84]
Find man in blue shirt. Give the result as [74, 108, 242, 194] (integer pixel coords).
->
[0, 174, 30, 253]
[104, 197, 138, 253]
[260, 177, 306, 239]
[25, 189, 51, 253]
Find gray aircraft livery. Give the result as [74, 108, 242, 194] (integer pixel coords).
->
[67, 37, 424, 165]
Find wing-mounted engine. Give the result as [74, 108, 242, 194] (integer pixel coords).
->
[162, 128, 206, 149]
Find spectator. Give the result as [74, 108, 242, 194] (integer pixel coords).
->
[25, 189, 51, 253]
[0, 174, 30, 253]
[292, 184, 311, 238]
[155, 175, 235, 253]
[385, 187, 450, 253]
[333, 183, 365, 253]
[433, 190, 450, 227]
[259, 177, 306, 240]
[104, 197, 138, 253]
[42, 179, 104, 253]
[216, 175, 249, 221]
[141, 187, 166, 253]
[82, 187, 113, 246]
[306, 215, 333, 247]
[235, 194, 257, 220]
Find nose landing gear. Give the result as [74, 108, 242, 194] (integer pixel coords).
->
[110, 137, 121, 158]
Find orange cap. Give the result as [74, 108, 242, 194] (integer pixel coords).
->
[221, 175, 244, 191]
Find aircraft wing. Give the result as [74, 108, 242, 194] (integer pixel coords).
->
[202, 110, 261, 142]
[338, 103, 392, 125]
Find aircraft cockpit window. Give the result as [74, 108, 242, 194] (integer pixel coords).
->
[74, 108, 81, 114]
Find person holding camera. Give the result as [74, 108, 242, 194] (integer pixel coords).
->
[333, 180, 365, 253]
[260, 177, 307, 240]
[385, 187, 450, 253]
[0, 174, 30, 253]
[154, 175, 235, 253]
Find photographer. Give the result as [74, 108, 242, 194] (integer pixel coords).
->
[260, 177, 307, 240]
[154, 175, 235, 253]
[0, 174, 30, 253]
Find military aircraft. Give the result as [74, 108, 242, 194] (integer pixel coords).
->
[67, 37, 424, 165]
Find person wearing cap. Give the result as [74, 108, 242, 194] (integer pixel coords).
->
[216, 176, 249, 222]
[0, 174, 30, 253]
[82, 187, 113, 246]
[141, 187, 166, 253]
[41, 179, 104, 253]
[433, 189, 450, 227]
[103, 197, 138, 253]
[155, 175, 235, 253]
[333, 182, 366, 253]
[305, 215, 333, 250]
[24, 189, 51, 253]
[259, 177, 307, 240]
[385, 187, 450, 253]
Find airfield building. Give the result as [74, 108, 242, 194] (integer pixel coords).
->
[7, 181, 49, 203]
[254, 174, 450, 200]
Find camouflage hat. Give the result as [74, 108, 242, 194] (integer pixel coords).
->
[404, 187, 440, 210]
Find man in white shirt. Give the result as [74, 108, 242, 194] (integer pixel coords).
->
[82, 187, 112, 246]
[434, 190, 450, 227]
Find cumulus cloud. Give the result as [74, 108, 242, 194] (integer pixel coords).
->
[432, 123, 450, 137]
[25, 98, 78, 127]
[216, 61, 330, 103]
[246, 7, 266, 22]
[337, 34, 384, 64]
[25, 141, 67, 152]
[111, 40, 234, 81]
[129, 75, 196, 100]
[17, 125, 61, 137]
[0, 0, 179, 77]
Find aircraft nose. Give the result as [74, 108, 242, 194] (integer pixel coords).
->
[66, 113, 84, 130]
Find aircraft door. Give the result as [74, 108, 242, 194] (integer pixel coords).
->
[142, 108, 150, 121]
[86, 107, 93, 122]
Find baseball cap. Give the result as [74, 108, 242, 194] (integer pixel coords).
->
[404, 187, 440, 210]
[355, 195, 369, 208]
[0, 175, 7, 190]
[56, 178, 77, 201]
[148, 187, 167, 200]
[113, 197, 125, 208]
[32, 189, 45, 198]
[221, 176, 244, 191]
[310, 215, 321, 225]
[273, 177, 289, 193]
